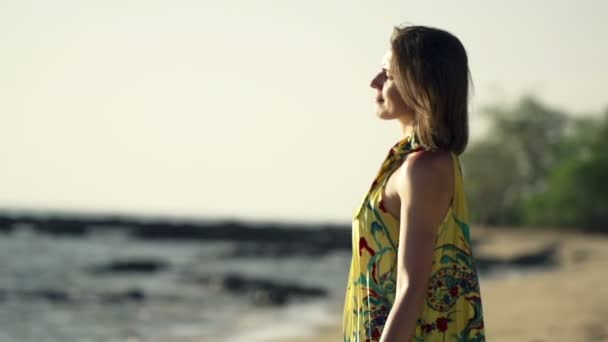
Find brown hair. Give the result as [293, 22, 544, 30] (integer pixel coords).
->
[390, 24, 472, 154]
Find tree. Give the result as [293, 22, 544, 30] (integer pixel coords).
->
[462, 95, 569, 225]
[523, 108, 608, 232]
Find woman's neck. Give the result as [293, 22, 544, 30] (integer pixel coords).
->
[397, 117, 415, 139]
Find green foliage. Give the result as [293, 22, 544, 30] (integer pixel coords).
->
[463, 96, 608, 231]
[461, 140, 522, 225]
[523, 110, 608, 231]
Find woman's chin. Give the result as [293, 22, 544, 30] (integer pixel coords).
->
[375, 110, 395, 120]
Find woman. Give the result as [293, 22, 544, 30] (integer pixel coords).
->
[342, 24, 486, 342]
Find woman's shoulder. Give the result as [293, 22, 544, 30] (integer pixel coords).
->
[405, 149, 453, 179]
[395, 149, 455, 232]
[397, 149, 454, 200]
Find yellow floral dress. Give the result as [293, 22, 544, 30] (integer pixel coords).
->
[342, 134, 485, 342]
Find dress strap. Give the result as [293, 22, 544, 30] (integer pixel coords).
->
[353, 134, 427, 219]
[366, 133, 426, 193]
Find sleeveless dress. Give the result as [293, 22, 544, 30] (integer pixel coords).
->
[342, 134, 486, 342]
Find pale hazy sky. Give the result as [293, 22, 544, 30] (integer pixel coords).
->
[1, 0, 606, 223]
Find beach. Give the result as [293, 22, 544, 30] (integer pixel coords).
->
[280, 226, 608, 342]
[2, 218, 607, 342]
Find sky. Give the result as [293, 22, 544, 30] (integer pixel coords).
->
[1, 0, 607, 224]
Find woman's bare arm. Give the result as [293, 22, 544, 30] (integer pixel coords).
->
[379, 151, 453, 342]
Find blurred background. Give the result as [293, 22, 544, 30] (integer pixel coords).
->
[1, 0, 606, 341]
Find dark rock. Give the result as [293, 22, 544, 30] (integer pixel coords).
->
[0, 218, 14, 233]
[9, 287, 147, 304]
[100, 288, 146, 303]
[187, 273, 328, 306]
[33, 219, 89, 236]
[16, 288, 73, 303]
[510, 242, 560, 266]
[0, 211, 356, 255]
[250, 288, 288, 306]
[87, 259, 170, 274]
[0, 211, 354, 253]
[476, 242, 560, 273]
[130, 221, 351, 253]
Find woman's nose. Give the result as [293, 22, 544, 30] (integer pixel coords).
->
[370, 73, 383, 89]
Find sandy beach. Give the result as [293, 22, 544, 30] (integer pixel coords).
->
[279, 226, 608, 342]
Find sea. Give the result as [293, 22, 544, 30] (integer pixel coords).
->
[0, 227, 348, 342]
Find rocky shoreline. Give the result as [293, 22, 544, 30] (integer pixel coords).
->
[0, 211, 351, 252]
[0, 210, 571, 312]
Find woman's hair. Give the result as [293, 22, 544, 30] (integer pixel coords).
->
[390, 24, 472, 155]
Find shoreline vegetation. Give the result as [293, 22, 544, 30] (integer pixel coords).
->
[462, 96, 608, 233]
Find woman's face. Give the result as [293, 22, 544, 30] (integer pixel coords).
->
[370, 50, 413, 120]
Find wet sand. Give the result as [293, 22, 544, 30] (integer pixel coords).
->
[280, 226, 608, 342]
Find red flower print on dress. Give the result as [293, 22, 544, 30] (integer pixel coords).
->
[359, 237, 375, 256]
[372, 327, 381, 340]
[378, 199, 388, 212]
[436, 317, 449, 332]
